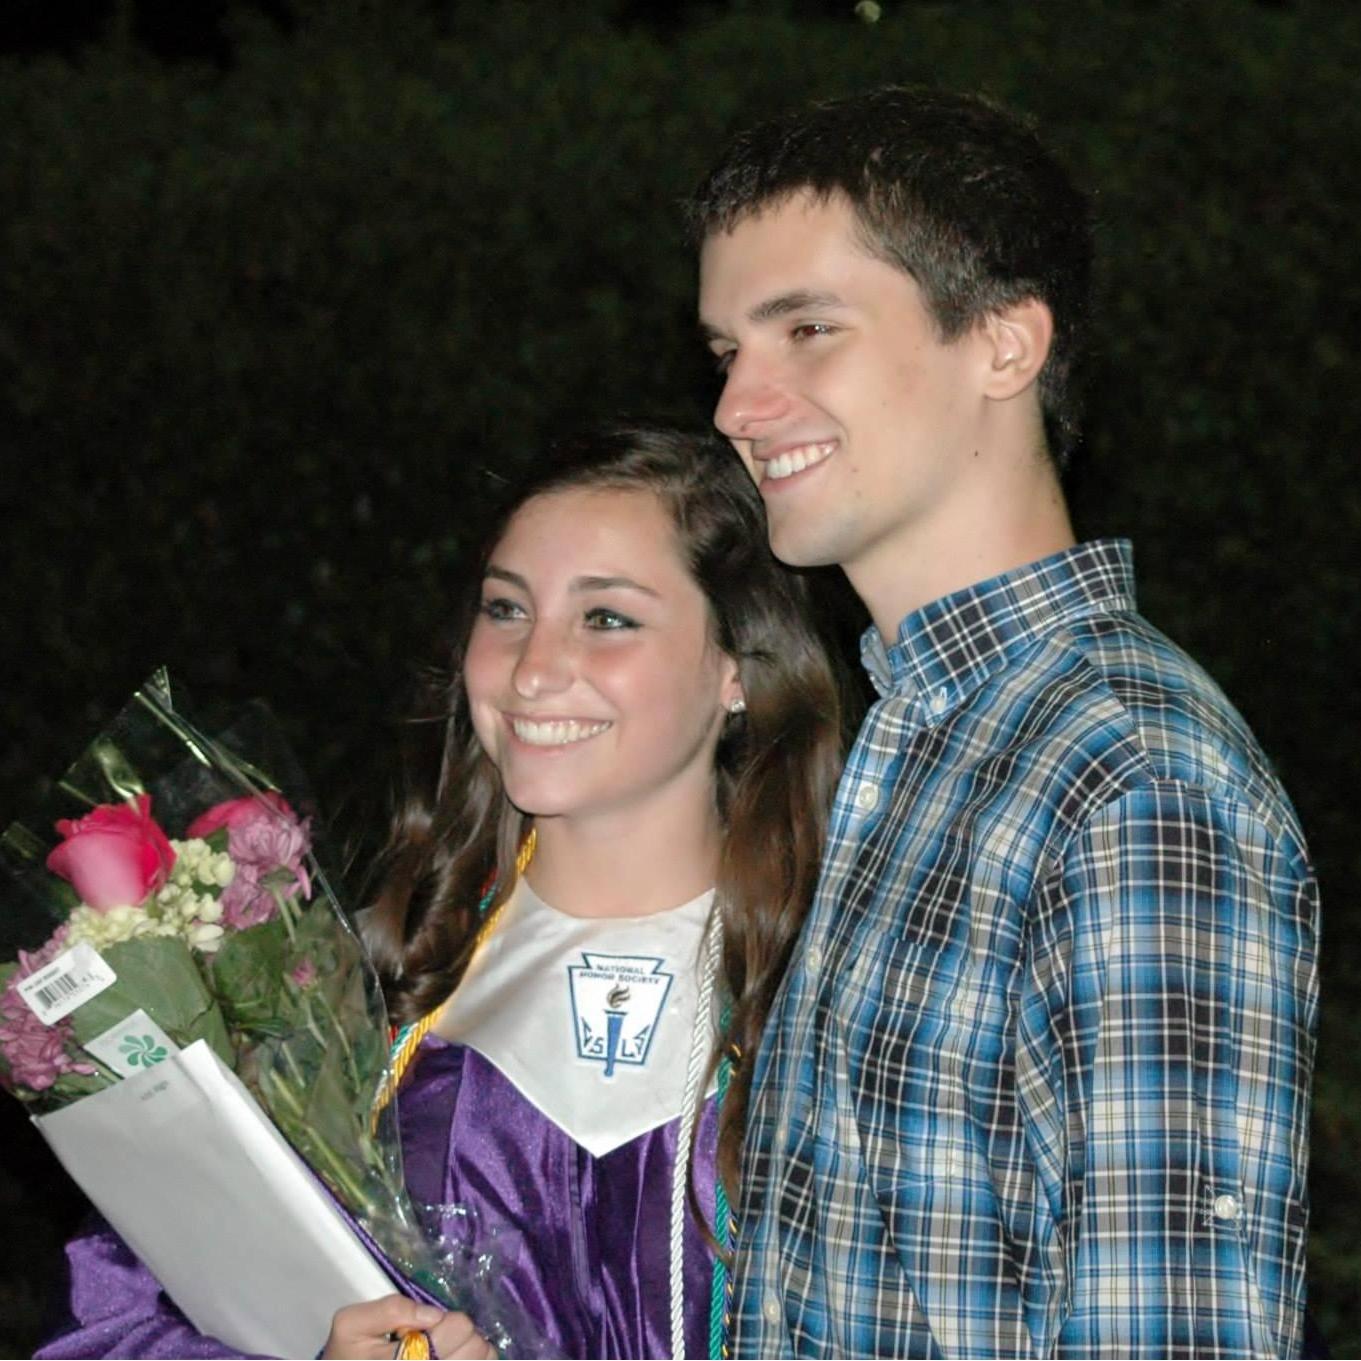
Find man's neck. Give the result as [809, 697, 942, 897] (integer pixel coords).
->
[852, 450, 1076, 640]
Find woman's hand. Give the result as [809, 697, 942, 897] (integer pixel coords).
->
[424, 1309, 498, 1360]
[322, 1295, 497, 1359]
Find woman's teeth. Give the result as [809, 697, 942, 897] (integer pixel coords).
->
[511, 718, 612, 747]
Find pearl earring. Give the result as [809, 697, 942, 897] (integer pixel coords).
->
[728, 698, 746, 715]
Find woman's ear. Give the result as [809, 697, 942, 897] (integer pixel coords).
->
[981, 297, 1053, 401]
[719, 655, 745, 716]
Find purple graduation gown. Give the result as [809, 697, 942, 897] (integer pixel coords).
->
[35, 1035, 720, 1359]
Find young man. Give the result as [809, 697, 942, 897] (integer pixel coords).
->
[691, 87, 1318, 1358]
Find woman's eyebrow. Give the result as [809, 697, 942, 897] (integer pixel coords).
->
[483, 567, 659, 598]
[573, 575, 659, 597]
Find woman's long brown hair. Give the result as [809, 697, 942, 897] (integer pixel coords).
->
[362, 426, 847, 1215]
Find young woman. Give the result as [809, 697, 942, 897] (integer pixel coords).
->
[39, 427, 845, 1360]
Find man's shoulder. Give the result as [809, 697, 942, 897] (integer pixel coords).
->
[1004, 606, 1303, 848]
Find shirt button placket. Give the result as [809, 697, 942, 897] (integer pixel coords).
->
[1212, 1193, 1243, 1223]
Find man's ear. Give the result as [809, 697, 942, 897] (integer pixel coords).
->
[980, 298, 1053, 401]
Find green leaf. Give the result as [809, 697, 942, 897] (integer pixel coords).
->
[204, 917, 287, 1033]
[66, 936, 232, 1069]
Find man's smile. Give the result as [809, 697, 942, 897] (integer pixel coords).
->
[756, 439, 837, 483]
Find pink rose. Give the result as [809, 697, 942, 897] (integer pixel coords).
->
[185, 790, 295, 840]
[46, 794, 176, 911]
[190, 792, 312, 930]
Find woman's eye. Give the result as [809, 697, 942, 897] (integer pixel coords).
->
[585, 607, 638, 631]
[480, 596, 526, 622]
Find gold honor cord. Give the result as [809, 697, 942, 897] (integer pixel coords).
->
[373, 829, 538, 1123]
[374, 831, 538, 1361]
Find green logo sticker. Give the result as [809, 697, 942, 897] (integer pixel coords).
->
[83, 1007, 180, 1077]
[119, 1033, 168, 1068]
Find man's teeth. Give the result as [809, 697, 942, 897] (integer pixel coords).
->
[763, 442, 834, 482]
[511, 718, 612, 747]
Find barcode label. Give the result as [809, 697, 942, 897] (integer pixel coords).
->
[17, 942, 117, 1024]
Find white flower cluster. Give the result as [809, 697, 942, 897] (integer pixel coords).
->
[65, 837, 235, 955]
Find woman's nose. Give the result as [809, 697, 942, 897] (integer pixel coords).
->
[511, 621, 573, 699]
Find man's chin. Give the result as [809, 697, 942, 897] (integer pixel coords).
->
[767, 524, 844, 572]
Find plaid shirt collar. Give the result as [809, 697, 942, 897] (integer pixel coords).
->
[860, 538, 1138, 710]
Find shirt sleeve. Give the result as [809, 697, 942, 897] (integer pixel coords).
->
[34, 1213, 259, 1360]
[1032, 780, 1317, 1359]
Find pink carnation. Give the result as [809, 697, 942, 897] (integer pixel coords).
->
[0, 928, 97, 1095]
[289, 959, 318, 990]
[208, 795, 312, 931]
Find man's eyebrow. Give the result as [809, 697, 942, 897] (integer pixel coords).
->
[699, 289, 848, 343]
[750, 288, 847, 322]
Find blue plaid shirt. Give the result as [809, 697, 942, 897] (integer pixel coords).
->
[731, 540, 1318, 1359]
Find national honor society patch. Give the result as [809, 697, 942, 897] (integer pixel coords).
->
[436, 878, 716, 1156]
[568, 953, 673, 1077]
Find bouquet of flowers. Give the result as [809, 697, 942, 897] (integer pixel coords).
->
[0, 671, 536, 1358]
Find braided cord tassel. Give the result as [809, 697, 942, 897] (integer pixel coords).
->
[396, 1331, 432, 1359]
[707, 1048, 737, 1358]
[669, 911, 722, 1360]
[706, 978, 739, 1361]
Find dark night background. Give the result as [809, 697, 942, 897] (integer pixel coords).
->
[2, 0, 1357, 1354]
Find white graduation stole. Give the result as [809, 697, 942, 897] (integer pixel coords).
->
[438, 878, 716, 1157]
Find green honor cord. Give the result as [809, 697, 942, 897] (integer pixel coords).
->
[708, 1012, 736, 1358]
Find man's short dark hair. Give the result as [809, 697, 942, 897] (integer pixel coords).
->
[686, 86, 1093, 465]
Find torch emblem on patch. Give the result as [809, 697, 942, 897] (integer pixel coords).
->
[568, 953, 673, 1078]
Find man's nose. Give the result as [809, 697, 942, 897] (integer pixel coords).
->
[713, 353, 791, 441]
[511, 621, 573, 699]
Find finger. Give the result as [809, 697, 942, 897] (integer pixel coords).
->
[429, 1311, 496, 1359]
[327, 1296, 446, 1356]
[443, 1332, 498, 1360]
[353, 1294, 446, 1338]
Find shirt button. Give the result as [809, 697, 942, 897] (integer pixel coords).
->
[929, 687, 949, 715]
[1213, 1193, 1242, 1221]
[763, 1294, 781, 1325]
[854, 781, 880, 812]
[805, 945, 823, 974]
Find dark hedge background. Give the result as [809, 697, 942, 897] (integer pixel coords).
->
[2, 0, 1357, 1354]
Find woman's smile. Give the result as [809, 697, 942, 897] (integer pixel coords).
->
[507, 716, 613, 747]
